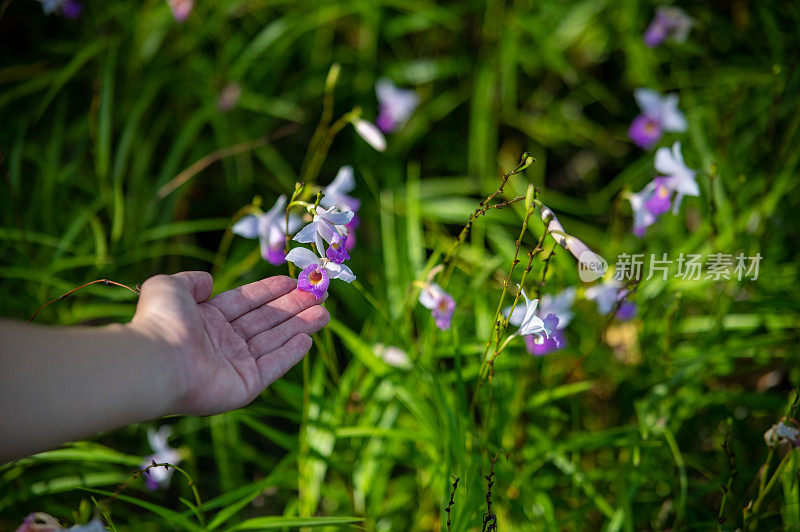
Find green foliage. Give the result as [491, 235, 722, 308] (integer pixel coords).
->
[2, 0, 800, 530]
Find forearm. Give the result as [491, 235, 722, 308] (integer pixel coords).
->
[0, 319, 180, 463]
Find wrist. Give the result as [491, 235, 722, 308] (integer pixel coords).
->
[122, 321, 187, 418]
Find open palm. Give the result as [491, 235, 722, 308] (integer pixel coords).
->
[131, 272, 329, 415]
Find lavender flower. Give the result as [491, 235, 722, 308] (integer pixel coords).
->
[418, 283, 456, 331]
[285, 247, 355, 299]
[507, 287, 574, 355]
[325, 233, 350, 264]
[505, 286, 554, 345]
[585, 280, 636, 321]
[644, 177, 672, 215]
[320, 166, 361, 212]
[167, 0, 193, 22]
[38, 0, 82, 18]
[644, 7, 693, 48]
[293, 205, 354, 257]
[344, 213, 360, 252]
[297, 264, 330, 299]
[655, 141, 698, 213]
[233, 195, 301, 265]
[375, 78, 419, 133]
[628, 184, 659, 237]
[628, 177, 672, 237]
[141, 426, 181, 490]
[628, 89, 687, 149]
[525, 327, 565, 356]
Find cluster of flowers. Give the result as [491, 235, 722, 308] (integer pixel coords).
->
[232, 76, 419, 298]
[14, 515, 107, 531]
[627, 7, 699, 237]
[233, 167, 360, 299]
[36, 0, 196, 21]
[415, 204, 635, 357]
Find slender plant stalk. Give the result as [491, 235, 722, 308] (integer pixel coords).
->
[745, 450, 793, 530]
[157, 123, 300, 198]
[27, 279, 140, 323]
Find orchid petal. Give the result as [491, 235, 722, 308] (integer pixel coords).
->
[634, 88, 663, 117]
[285, 247, 321, 270]
[326, 262, 356, 283]
[354, 119, 387, 152]
[293, 221, 320, 243]
[232, 215, 260, 239]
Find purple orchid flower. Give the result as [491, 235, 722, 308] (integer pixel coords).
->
[232, 195, 302, 265]
[140, 426, 181, 491]
[628, 184, 659, 237]
[285, 247, 355, 300]
[655, 141, 698, 213]
[418, 283, 456, 331]
[507, 287, 574, 355]
[297, 263, 330, 299]
[504, 286, 554, 345]
[321, 166, 361, 212]
[644, 7, 693, 48]
[628, 89, 687, 149]
[585, 280, 636, 321]
[293, 205, 354, 257]
[375, 78, 420, 133]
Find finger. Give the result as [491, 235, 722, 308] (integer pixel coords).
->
[247, 305, 329, 357]
[207, 276, 296, 321]
[171, 271, 213, 303]
[231, 288, 325, 340]
[256, 333, 313, 387]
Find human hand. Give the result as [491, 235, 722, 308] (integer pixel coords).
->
[130, 272, 329, 416]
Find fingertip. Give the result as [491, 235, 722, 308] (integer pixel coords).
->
[303, 305, 330, 331]
[294, 333, 313, 353]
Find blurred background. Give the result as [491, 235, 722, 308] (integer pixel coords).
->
[1, 0, 800, 530]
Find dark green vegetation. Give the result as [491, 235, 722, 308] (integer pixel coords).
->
[1, 0, 800, 529]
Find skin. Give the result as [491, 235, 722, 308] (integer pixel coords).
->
[0, 271, 329, 463]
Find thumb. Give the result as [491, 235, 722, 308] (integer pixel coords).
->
[170, 271, 214, 303]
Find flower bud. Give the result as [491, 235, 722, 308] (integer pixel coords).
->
[525, 184, 536, 213]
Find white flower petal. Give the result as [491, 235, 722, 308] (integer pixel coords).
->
[634, 88, 663, 117]
[419, 283, 442, 309]
[293, 221, 320, 243]
[541, 205, 568, 248]
[504, 304, 527, 327]
[326, 262, 356, 283]
[285, 247, 321, 270]
[354, 119, 387, 152]
[232, 215, 260, 239]
[264, 195, 287, 220]
[328, 165, 355, 194]
[660, 94, 687, 132]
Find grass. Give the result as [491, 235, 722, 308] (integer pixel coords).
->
[1, 0, 800, 530]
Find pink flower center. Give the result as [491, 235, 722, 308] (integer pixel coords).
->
[309, 270, 323, 284]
